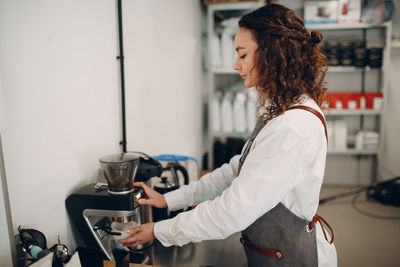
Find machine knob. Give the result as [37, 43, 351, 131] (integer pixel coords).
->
[133, 188, 143, 207]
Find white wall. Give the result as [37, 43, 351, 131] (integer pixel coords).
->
[0, 77, 13, 267]
[0, 185, 13, 267]
[380, 4, 400, 180]
[0, 0, 204, 262]
[0, 0, 121, 256]
[381, 47, 400, 179]
[123, 0, 203, 160]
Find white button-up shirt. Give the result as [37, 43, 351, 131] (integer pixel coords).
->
[154, 96, 337, 266]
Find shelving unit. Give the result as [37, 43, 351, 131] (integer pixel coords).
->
[314, 21, 391, 183]
[206, 2, 261, 169]
[205, 3, 392, 183]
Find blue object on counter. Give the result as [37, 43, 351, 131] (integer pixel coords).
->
[30, 245, 43, 259]
[326, 19, 335, 24]
[153, 154, 198, 162]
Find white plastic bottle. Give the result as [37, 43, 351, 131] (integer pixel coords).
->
[221, 31, 234, 67]
[359, 96, 366, 109]
[221, 91, 234, 133]
[334, 120, 347, 150]
[211, 91, 222, 132]
[210, 33, 222, 67]
[233, 91, 247, 133]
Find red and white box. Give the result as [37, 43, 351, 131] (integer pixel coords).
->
[338, 0, 361, 24]
[327, 92, 383, 110]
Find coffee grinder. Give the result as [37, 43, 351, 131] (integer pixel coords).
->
[65, 152, 162, 261]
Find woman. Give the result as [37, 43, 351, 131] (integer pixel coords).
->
[119, 3, 337, 266]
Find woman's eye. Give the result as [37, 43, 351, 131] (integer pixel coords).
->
[240, 54, 247, 59]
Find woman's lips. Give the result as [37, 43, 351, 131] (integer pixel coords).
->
[240, 75, 247, 79]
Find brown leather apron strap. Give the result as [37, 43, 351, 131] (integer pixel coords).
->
[288, 106, 334, 244]
[308, 214, 334, 244]
[240, 238, 283, 260]
[287, 105, 328, 143]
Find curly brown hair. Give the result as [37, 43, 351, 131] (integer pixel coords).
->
[239, 3, 329, 120]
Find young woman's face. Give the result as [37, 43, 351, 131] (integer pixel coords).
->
[233, 27, 259, 88]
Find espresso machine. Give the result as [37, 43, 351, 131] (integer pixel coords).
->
[65, 152, 162, 262]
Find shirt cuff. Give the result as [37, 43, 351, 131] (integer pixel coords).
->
[164, 187, 188, 211]
[154, 220, 172, 247]
[154, 219, 188, 247]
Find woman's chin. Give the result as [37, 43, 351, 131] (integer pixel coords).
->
[244, 80, 255, 88]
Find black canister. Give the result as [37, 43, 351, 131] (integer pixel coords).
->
[368, 47, 383, 68]
[329, 56, 340, 66]
[339, 41, 354, 66]
[353, 41, 368, 67]
[324, 40, 341, 66]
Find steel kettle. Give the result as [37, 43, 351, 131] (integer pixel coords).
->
[153, 162, 189, 221]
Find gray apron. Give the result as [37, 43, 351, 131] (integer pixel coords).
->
[238, 106, 329, 267]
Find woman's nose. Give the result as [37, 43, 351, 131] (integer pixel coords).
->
[233, 59, 240, 71]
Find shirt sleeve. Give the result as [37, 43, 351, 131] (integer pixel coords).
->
[164, 155, 241, 211]
[154, 125, 308, 247]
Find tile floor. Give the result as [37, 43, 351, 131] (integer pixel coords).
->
[318, 185, 400, 267]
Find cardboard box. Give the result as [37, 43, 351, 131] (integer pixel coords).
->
[304, 1, 338, 25]
[338, 0, 361, 23]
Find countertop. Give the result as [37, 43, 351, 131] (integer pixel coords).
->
[139, 232, 247, 267]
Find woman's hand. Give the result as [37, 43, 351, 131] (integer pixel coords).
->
[117, 222, 155, 248]
[133, 182, 167, 208]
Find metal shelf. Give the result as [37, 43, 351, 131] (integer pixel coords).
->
[211, 2, 261, 21]
[328, 66, 379, 72]
[327, 149, 378, 155]
[307, 22, 389, 31]
[211, 67, 237, 74]
[324, 109, 383, 116]
[209, 2, 261, 12]
[212, 131, 250, 139]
